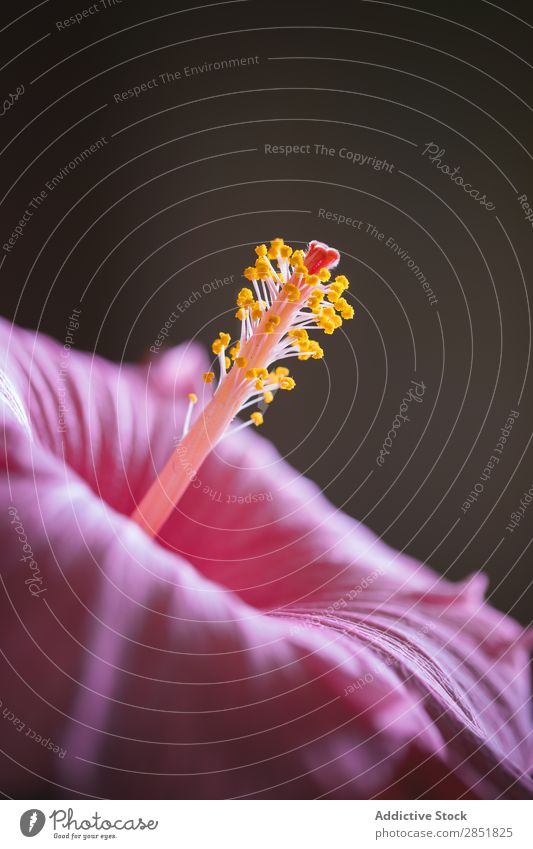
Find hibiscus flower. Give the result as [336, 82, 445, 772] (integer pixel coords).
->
[0, 240, 531, 799]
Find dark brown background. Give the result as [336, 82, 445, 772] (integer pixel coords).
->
[1, 0, 532, 624]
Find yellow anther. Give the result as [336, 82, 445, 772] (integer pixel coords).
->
[334, 298, 348, 312]
[291, 250, 305, 265]
[225, 356, 231, 370]
[306, 274, 319, 287]
[244, 266, 259, 281]
[308, 289, 323, 311]
[268, 238, 284, 260]
[334, 274, 349, 290]
[235, 308, 248, 321]
[251, 301, 263, 321]
[246, 367, 269, 381]
[318, 267, 331, 282]
[255, 258, 270, 276]
[279, 244, 293, 259]
[255, 379, 264, 391]
[279, 376, 296, 390]
[250, 412, 264, 426]
[265, 315, 280, 333]
[235, 357, 248, 368]
[229, 341, 240, 359]
[255, 244, 268, 257]
[327, 290, 340, 303]
[284, 283, 301, 302]
[203, 371, 215, 384]
[317, 309, 338, 334]
[237, 287, 254, 307]
[298, 339, 324, 360]
[275, 366, 290, 377]
[246, 367, 268, 381]
[212, 331, 230, 354]
[188, 393, 198, 404]
[263, 390, 274, 404]
[334, 297, 354, 319]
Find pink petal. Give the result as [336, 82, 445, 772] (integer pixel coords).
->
[1, 319, 531, 798]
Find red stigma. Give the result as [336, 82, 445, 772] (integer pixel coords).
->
[304, 241, 341, 275]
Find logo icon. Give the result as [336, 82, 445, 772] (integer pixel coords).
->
[20, 810, 46, 837]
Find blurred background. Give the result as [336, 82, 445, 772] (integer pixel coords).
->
[1, 0, 532, 624]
